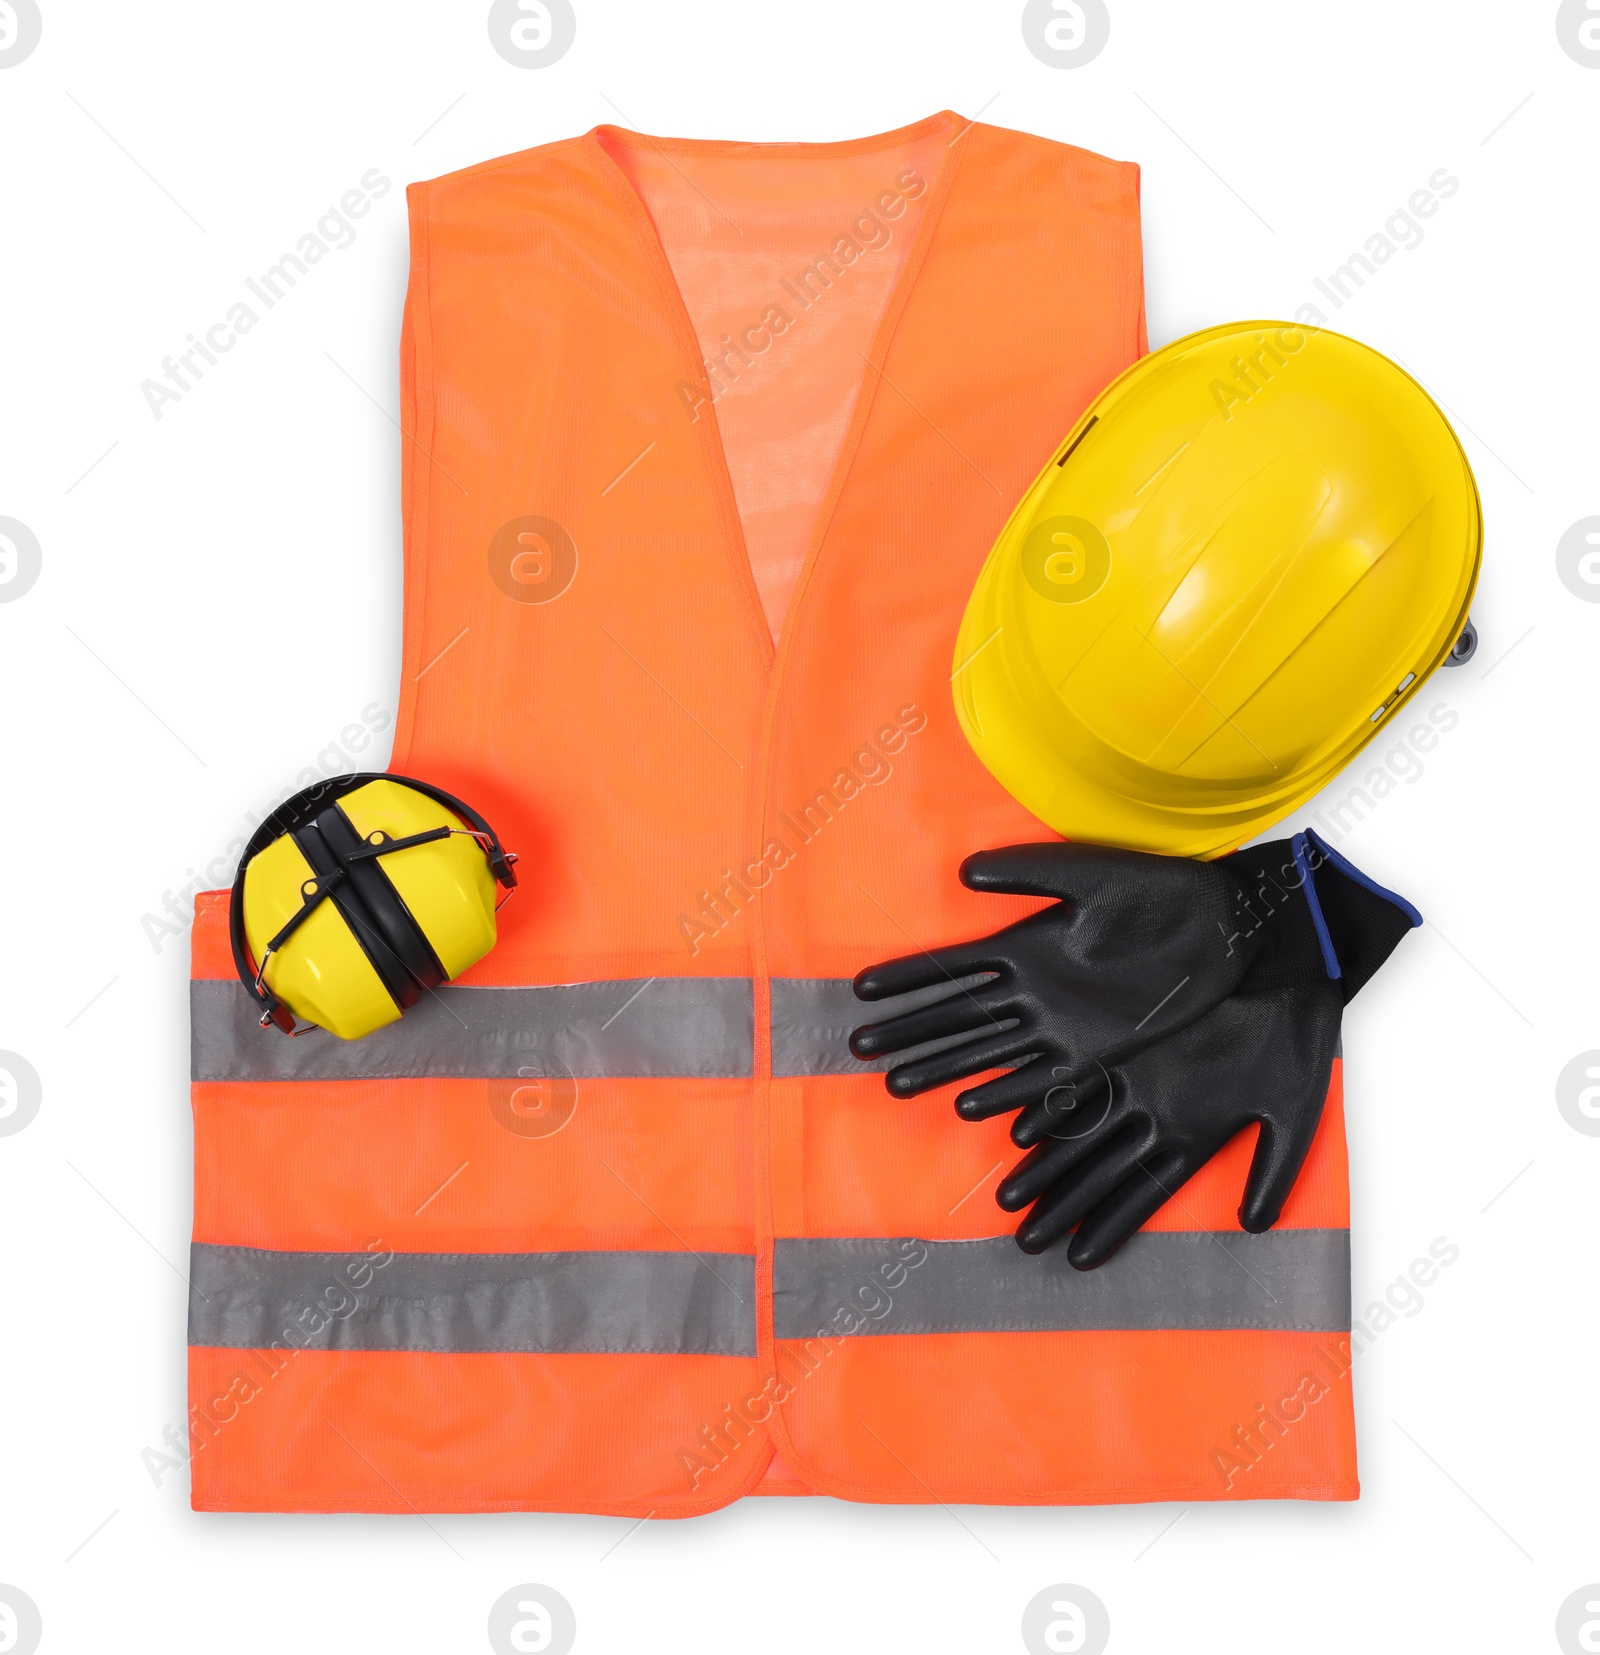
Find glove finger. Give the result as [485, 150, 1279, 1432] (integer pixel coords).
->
[1239, 1107, 1326, 1233]
[850, 988, 1018, 1060]
[1238, 993, 1340, 1230]
[1010, 1061, 1113, 1147]
[1004, 1065, 1113, 1150]
[959, 842, 1120, 903]
[1013, 1126, 1152, 1254]
[953, 1058, 1060, 1122]
[1065, 1149, 1201, 1271]
[996, 1091, 1124, 1211]
[852, 942, 997, 1002]
[883, 1029, 1040, 1100]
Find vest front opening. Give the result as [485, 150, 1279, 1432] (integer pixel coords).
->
[597, 119, 950, 642]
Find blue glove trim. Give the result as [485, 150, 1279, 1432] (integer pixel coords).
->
[1303, 828, 1424, 928]
[1291, 832, 1342, 981]
[1292, 827, 1424, 984]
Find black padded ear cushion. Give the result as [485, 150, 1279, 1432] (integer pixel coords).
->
[290, 819, 422, 1015]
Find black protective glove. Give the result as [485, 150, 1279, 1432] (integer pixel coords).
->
[999, 983, 1342, 1266]
[851, 837, 1317, 1113]
[850, 831, 1420, 1269]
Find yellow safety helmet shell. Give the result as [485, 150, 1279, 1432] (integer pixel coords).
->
[231, 773, 517, 1041]
[953, 321, 1481, 857]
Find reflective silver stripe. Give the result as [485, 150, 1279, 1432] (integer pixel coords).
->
[770, 975, 996, 1077]
[189, 1243, 757, 1357]
[192, 977, 755, 1082]
[772, 982, 1345, 1080]
[772, 1230, 1351, 1337]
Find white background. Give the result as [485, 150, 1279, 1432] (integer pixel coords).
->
[1, 3, 1597, 1651]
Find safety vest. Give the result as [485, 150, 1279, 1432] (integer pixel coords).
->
[188, 112, 1357, 1513]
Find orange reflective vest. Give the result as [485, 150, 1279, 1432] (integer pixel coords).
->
[188, 112, 1358, 1514]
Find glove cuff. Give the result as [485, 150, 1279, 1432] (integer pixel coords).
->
[1296, 828, 1421, 1002]
[1220, 832, 1421, 1003]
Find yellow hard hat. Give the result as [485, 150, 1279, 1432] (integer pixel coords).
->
[953, 321, 1481, 858]
[229, 774, 518, 1040]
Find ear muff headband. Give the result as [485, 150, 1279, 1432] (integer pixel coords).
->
[229, 771, 517, 1034]
[306, 803, 445, 999]
[289, 808, 434, 1018]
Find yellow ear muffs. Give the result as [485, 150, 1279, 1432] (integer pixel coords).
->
[229, 772, 518, 1040]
